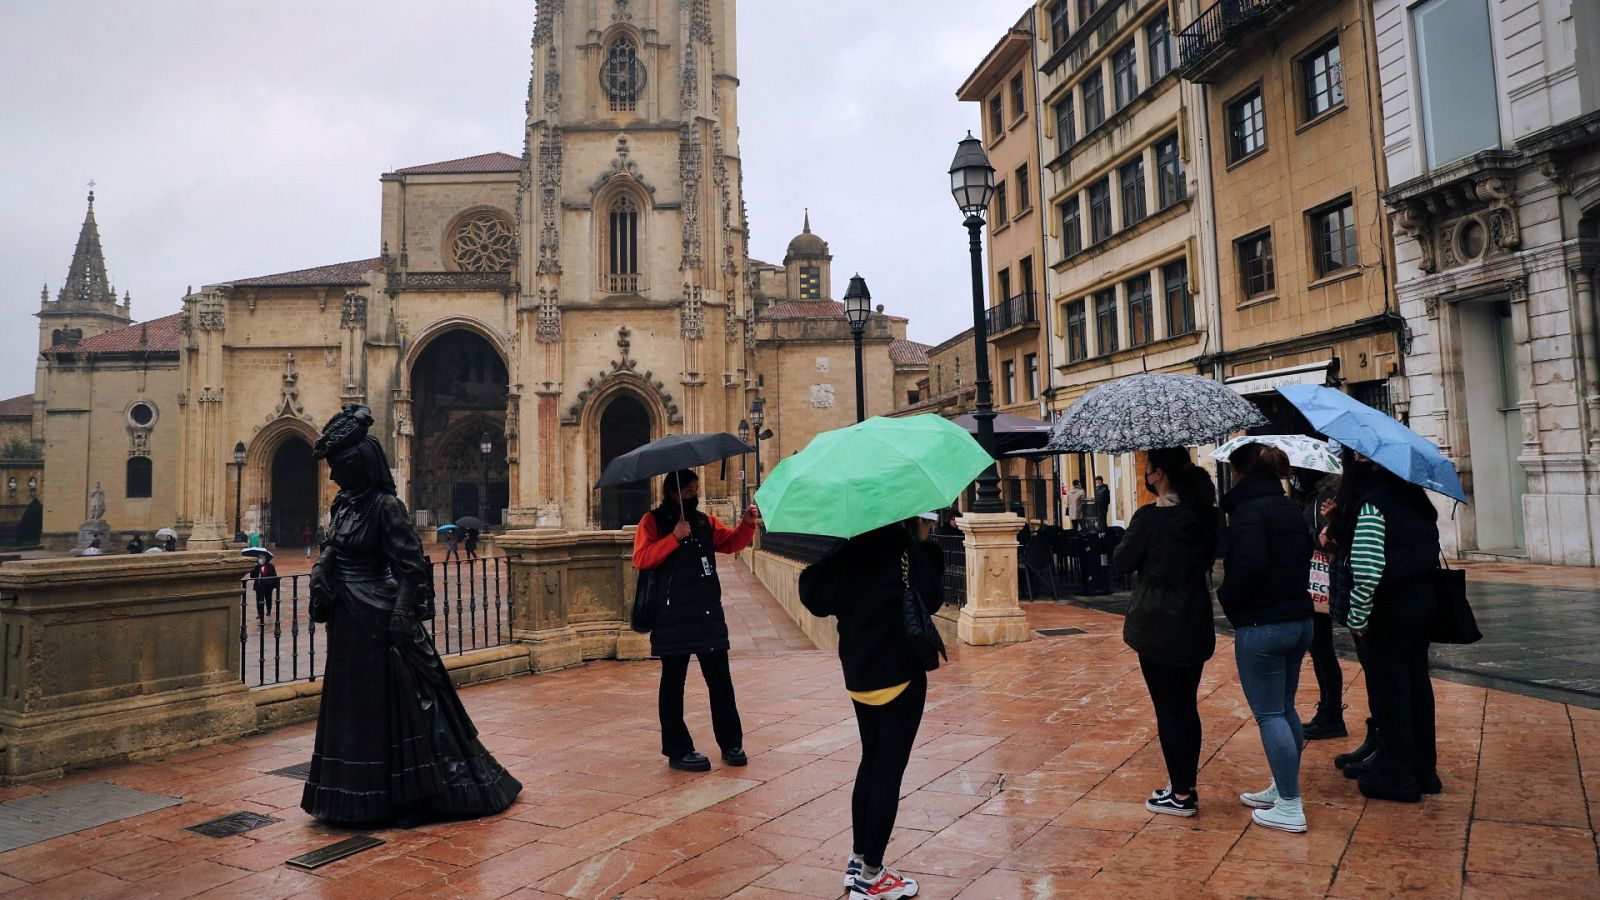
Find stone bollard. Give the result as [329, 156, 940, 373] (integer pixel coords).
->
[0, 551, 258, 782]
[956, 512, 1034, 646]
[499, 528, 651, 673]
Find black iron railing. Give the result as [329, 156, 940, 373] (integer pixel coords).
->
[239, 555, 511, 688]
[936, 533, 967, 607]
[985, 293, 1039, 335]
[1177, 0, 1296, 73]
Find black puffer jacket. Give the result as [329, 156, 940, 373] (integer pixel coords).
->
[1218, 472, 1314, 627]
[1113, 502, 1218, 666]
[647, 511, 731, 657]
[799, 525, 942, 692]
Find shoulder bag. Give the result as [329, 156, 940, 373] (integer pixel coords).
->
[1429, 556, 1481, 645]
[630, 568, 657, 634]
[901, 552, 946, 672]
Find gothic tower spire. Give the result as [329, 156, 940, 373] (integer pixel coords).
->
[59, 187, 114, 309]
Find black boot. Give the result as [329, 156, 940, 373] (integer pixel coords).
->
[1303, 703, 1349, 741]
[1334, 718, 1377, 769]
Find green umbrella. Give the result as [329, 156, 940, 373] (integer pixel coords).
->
[753, 415, 993, 539]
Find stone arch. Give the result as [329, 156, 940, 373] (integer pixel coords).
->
[580, 373, 670, 528]
[242, 417, 329, 545]
[401, 316, 512, 378]
[407, 326, 511, 527]
[585, 383, 661, 530]
[593, 177, 653, 295]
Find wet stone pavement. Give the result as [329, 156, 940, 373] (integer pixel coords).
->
[0, 557, 1595, 897]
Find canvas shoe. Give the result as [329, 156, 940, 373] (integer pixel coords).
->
[849, 866, 918, 900]
[1240, 781, 1279, 810]
[1145, 788, 1198, 817]
[843, 856, 863, 889]
[1251, 798, 1308, 833]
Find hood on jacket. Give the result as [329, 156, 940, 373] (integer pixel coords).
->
[1221, 471, 1285, 513]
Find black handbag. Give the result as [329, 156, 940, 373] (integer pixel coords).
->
[630, 568, 657, 634]
[901, 553, 946, 672]
[1429, 558, 1481, 645]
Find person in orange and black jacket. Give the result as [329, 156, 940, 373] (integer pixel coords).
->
[633, 468, 759, 772]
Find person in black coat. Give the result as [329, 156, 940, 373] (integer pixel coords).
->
[1294, 469, 1346, 740]
[633, 469, 759, 772]
[800, 516, 941, 900]
[1112, 447, 1218, 818]
[1218, 444, 1315, 833]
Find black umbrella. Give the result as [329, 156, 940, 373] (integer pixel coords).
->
[594, 432, 756, 489]
[952, 412, 1054, 456]
[455, 516, 487, 531]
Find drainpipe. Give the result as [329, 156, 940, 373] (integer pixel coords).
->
[1193, 79, 1225, 385]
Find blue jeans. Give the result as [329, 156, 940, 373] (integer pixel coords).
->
[1235, 619, 1314, 800]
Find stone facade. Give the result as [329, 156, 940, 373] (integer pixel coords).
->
[1373, 0, 1600, 563]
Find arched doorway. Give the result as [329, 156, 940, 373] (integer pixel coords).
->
[599, 393, 652, 529]
[410, 330, 508, 527]
[269, 438, 317, 547]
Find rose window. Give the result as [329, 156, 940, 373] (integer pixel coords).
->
[450, 212, 515, 272]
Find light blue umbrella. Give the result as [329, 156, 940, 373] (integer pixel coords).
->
[1276, 384, 1466, 502]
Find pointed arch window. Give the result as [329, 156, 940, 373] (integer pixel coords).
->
[602, 35, 646, 112]
[607, 194, 641, 293]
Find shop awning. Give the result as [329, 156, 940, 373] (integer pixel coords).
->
[1225, 360, 1333, 397]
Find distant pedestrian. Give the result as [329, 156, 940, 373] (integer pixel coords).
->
[634, 469, 758, 773]
[303, 524, 315, 558]
[1094, 475, 1111, 527]
[463, 528, 479, 561]
[800, 513, 942, 900]
[1327, 448, 1442, 803]
[443, 527, 461, 563]
[1219, 444, 1314, 833]
[1112, 447, 1218, 818]
[935, 509, 961, 537]
[164, 534, 178, 552]
[126, 533, 144, 554]
[251, 558, 280, 620]
[1067, 480, 1087, 527]
[248, 528, 262, 549]
[1293, 468, 1346, 740]
[81, 537, 104, 556]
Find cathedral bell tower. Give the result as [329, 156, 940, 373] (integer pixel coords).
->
[37, 188, 134, 353]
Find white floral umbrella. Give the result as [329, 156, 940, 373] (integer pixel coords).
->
[1045, 374, 1267, 453]
[1211, 434, 1343, 473]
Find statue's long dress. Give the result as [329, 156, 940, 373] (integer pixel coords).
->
[301, 489, 521, 823]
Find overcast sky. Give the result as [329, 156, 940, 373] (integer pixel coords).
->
[0, 1, 1027, 400]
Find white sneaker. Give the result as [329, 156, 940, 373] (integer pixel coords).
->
[1240, 780, 1278, 809]
[844, 856, 862, 889]
[1251, 798, 1307, 833]
[849, 866, 919, 899]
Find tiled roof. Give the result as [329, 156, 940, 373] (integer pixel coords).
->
[890, 340, 931, 366]
[764, 300, 846, 318]
[0, 394, 34, 418]
[392, 152, 522, 175]
[47, 314, 182, 354]
[229, 257, 382, 288]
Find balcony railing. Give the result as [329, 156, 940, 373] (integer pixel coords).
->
[986, 293, 1039, 335]
[1177, 0, 1302, 79]
[605, 273, 641, 294]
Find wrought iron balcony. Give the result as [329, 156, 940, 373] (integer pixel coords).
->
[1177, 0, 1307, 82]
[387, 270, 515, 293]
[986, 293, 1039, 335]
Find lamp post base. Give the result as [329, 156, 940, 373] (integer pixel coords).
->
[955, 511, 1033, 646]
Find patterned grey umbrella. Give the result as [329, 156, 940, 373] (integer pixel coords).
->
[1046, 374, 1267, 453]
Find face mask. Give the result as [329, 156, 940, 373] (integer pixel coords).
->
[679, 495, 700, 514]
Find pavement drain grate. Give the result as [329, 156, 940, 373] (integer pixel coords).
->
[267, 761, 313, 781]
[0, 782, 182, 853]
[1036, 627, 1087, 636]
[287, 834, 385, 870]
[186, 811, 281, 838]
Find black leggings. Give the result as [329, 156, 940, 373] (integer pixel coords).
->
[1139, 657, 1204, 795]
[1309, 613, 1343, 712]
[851, 674, 927, 869]
[659, 651, 743, 757]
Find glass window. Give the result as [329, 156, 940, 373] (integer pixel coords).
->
[1080, 0, 1101, 21]
[1302, 38, 1344, 118]
[603, 35, 644, 111]
[1311, 197, 1358, 275]
[989, 94, 1004, 137]
[1228, 88, 1266, 162]
[1061, 197, 1082, 256]
[1237, 230, 1276, 298]
[1067, 299, 1088, 362]
[1155, 133, 1184, 208]
[1083, 71, 1106, 131]
[1011, 75, 1026, 121]
[1120, 155, 1146, 227]
[1163, 259, 1194, 335]
[998, 267, 1012, 301]
[994, 181, 1009, 223]
[1094, 288, 1118, 355]
[1049, 0, 1070, 49]
[1016, 164, 1031, 210]
[608, 193, 640, 290]
[1026, 353, 1040, 400]
[1054, 96, 1076, 154]
[1126, 275, 1153, 347]
[1088, 178, 1112, 243]
[126, 457, 152, 499]
[1147, 15, 1173, 82]
[1020, 256, 1035, 295]
[1415, 0, 1500, 169]
[799, 266, 821, 299]
[1113, 42, 1139, 109]
[1003, 359, 1017, 404]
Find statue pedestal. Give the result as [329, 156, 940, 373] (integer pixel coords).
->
[74, 519, 110, 552]
[956, 512, 1033, 646]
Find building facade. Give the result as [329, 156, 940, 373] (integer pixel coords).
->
[1036, 0, 1209, 526]
[1176, 0, 1402, 433]
[1372, 0, 1600, 563]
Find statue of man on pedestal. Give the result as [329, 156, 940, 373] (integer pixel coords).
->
[88, 482, 106, 522]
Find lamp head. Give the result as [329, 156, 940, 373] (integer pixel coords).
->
[737, 418, 750, 442]
[843, 274, 872, 330]
[479, 433, 493, 456]
[948, 131, 996, 217]
[749, 397, 765, 429]
[233, 441, 246, 466]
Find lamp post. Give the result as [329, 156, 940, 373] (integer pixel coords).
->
[949, 132, 1005, 514]
[737, 418, 750, 508]
[749, 398, 768, 491]
[843, 274, 872, 423]
[231, 441, 247, 541]
[479, 432, 493, 527]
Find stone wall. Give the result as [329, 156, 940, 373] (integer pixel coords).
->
[748, 549, 835, 651]
[498, 527, 652, 672]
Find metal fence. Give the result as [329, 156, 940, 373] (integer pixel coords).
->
[239, 555, 511, 688]
[1177, 0, 1291, 70]
[935, 534, 967, 607]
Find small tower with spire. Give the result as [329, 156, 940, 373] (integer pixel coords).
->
[782, 208, 833, 302]
[37, 185, 134, 352]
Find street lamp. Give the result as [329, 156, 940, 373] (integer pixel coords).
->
[737, 418, 751, 508]
[231, 441, 247, 541]
[843, 274, 872, 423]
[479, 432, 493, 527]
[949, 132, 1004, 514]
[749, 398, 771, 491]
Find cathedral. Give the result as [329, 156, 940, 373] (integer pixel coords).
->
[26, 0, 928, 549]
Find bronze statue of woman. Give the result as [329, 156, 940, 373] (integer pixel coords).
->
[302, 404, 521, 825]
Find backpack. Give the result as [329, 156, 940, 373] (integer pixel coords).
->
[900, 552, 946, 671]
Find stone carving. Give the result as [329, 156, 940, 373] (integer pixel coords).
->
[811, 384, 836, 409]
[612, 0, 632, 23]
[130, 431, 150, 457]
[325, 347, 337, 367]
[681, 42, 698, 111]
[589, 135, 656, 198]
[198, 386, 224, 403]
[195, 294, 225, 331]
[564, 328, 683, 424]
[533, 0, 562, 44]
[815, 356, 829, 373]
[1391, 171, 1521, 274]
[690, 0, 713, 43]
[537, 125, 563, 276]
[341, 293, 367, 329]
[273, 351, 306, 420]
[450, 210, 516, 273]
[395, 413, 413, 436]
[543, 44, 560, 113]
[713, 126, 734, 272]
[536, 286, 562, 342]
[1423, 295, 1441, 319]
[1507, 276, 1529, 303]
[89, 483, 106, 521]
[681, 284, 704, 339]
[679, 124, 703, 270]
[725, 288, 739, 343]
[745, 302, 756, 353]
